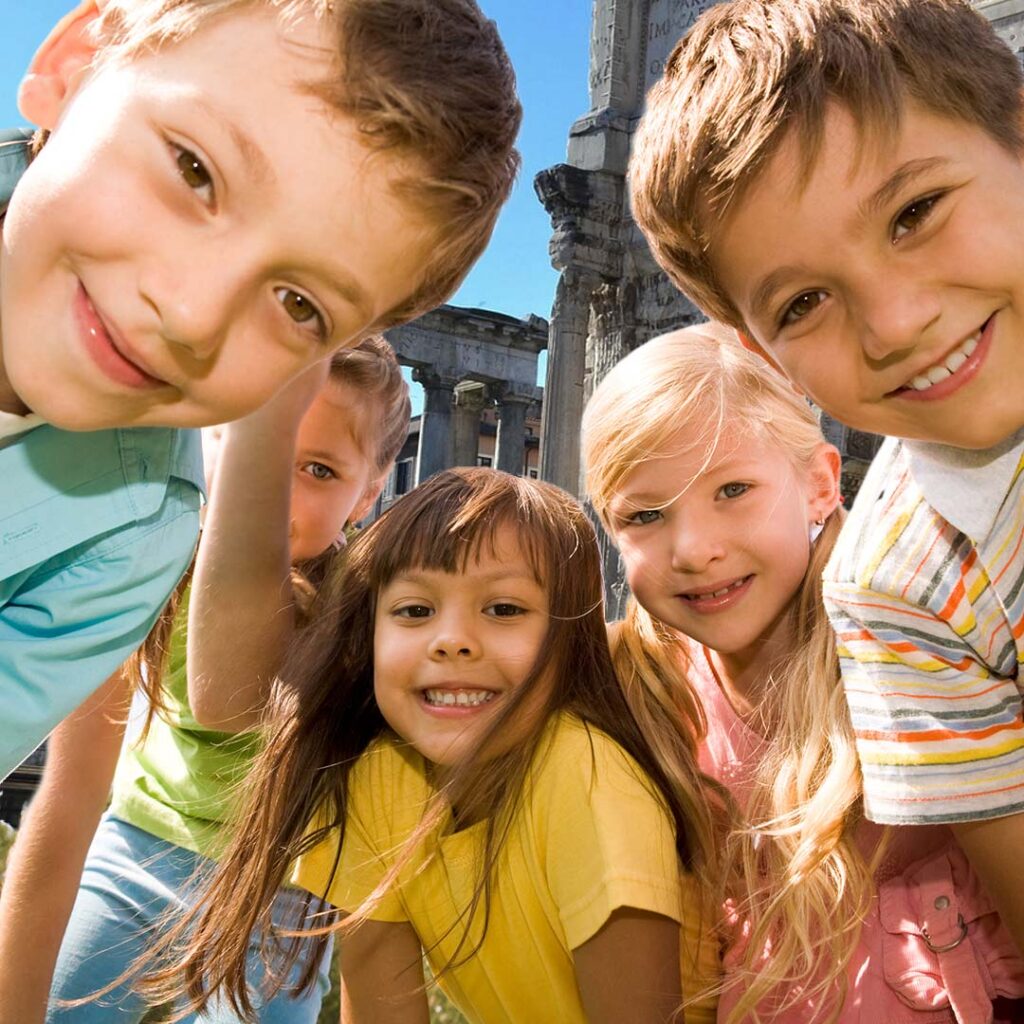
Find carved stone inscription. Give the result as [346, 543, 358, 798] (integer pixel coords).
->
[644, 0, 721, 92]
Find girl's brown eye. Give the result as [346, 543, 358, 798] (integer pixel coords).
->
[893, 194, 940, 241]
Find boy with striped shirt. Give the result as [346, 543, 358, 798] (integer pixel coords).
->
[628, 0, 1024, 959]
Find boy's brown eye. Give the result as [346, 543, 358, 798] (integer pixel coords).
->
[782, 290, 825, 325]
[176, 149, 211, 191]
[893, 195, 940, 241]
[281, 290, 316, 323]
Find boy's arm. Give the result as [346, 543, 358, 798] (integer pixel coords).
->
[573, 908, 683, 1024]
[0, 671, 128, 1024]
[0, 477, 198, 778]
[952, 815, 1024, 955]
[188, 365, 327, 733]
[338, 920, 429, 1024]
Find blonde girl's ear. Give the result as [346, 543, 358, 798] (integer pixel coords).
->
[806, 442, 843, 525]
[350, 474, 389, 528]
[18, 1, 107, 130]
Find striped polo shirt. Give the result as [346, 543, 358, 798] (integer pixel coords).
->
[824, 429, 1024, 825]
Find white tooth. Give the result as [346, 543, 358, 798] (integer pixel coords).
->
[442, 692, 456, 706]
[911, 375, 933, 391]
[945, 350, 967, 373]
[926, 364, 952, 384]
[963, 335, 979, 356]
[456, 692, 469, 706]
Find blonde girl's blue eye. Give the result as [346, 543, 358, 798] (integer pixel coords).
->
[275, 287, 327, 339]
[718, 482, 749, 500]
[627, 509, 662, 526]
[892, 193, 942, 242]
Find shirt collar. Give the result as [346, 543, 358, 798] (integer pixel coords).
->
[0, 128, 34, 211]
[903, 427, 1024, 542]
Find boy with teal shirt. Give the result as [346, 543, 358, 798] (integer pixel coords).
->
[0, 0, 521, 778]
[628, 0, 1024, 967]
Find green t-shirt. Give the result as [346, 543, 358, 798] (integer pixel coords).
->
[109, 585, 263, 858]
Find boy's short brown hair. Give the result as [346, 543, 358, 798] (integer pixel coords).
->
[630, 0, 1023, 327]
[93, 0, 521, 329]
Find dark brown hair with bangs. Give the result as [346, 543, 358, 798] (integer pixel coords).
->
[629, 0, 1024, 327]
[135, 468, 714, 1021]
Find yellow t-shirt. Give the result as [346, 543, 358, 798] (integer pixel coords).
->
[293, 714, 719, 1024]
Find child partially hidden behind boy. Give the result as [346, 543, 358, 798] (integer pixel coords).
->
[630, 0, 1024, 972]
[0, 0, 520, 776]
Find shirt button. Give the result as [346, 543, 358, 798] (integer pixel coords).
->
[934, 895, 951, 910]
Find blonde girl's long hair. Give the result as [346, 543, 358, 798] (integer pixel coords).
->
[137, 468, 713, 1022]
[583, 325, 877, 1022]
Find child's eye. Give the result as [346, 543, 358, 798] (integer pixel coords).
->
[779, 290, 826, 327]
[394, 604, 433, 619]
[626, 509, 662, 526]
[173, 145, 214, 204]
[892, 193, 942, 242]
[301, 461, 335, 482]
[275, 287, 328, 341]
[717, 482, 750, 500]
[486, 603, 526, 618]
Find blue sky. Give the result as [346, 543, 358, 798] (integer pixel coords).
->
[0, 2, 592, 414]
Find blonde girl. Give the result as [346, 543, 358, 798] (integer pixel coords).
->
[141, 468, 721, 1024]
[583, 326, 1024, 1023]
[0, 338, 409, 1024]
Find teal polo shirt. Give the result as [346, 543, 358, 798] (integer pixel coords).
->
[0, 128, 204, 777]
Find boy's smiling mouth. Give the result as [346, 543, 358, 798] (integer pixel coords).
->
[74, 283, 168, 391]
[887, 315, 994, 401]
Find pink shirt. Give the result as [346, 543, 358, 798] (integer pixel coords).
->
[688, 641, 1024, 1023]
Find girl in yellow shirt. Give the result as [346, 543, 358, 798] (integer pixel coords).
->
[142, 468, 721, 1024]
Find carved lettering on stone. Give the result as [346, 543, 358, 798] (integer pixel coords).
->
[644, 0, 721, 92]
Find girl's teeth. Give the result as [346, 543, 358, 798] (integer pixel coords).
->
[945, 350, 968, 374]
[424, 689, 495, 707]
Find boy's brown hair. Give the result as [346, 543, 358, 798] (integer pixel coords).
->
[629, 0, 1024, 327]
[92, 0, 521, 329]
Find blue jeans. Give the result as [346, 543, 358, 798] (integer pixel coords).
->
[48, 814, 333, 1023]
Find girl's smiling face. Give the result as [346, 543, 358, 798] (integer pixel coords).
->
[609, 424, 838, 664]
[372, 525, 552, 767]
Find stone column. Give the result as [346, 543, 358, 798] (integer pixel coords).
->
[539, 269, 594, 495]
[494, 391, 532, 476]
[413, 370, 457, 485]
[451, 382, 490, 468]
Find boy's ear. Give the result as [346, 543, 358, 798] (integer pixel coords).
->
[18, 1, 105, 130]
[807, 443, 843, 523]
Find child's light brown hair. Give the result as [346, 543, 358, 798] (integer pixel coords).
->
[89, 0, 521, 328]
[630, 0, 1023, 327]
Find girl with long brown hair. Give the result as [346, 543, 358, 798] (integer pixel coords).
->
[142, 467, 720, 1024]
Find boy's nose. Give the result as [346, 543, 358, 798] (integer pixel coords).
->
[138, 258, 247, 361]
[856, 279, 942, 362]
